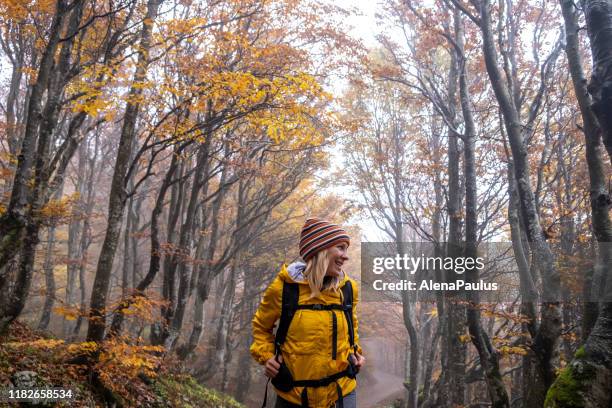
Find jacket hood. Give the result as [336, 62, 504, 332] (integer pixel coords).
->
[279, 261, 349, 286]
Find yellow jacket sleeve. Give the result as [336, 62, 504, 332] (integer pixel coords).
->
[250, 273, 283, 365]
[351, 279, 363, 355]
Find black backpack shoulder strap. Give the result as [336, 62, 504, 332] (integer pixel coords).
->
[341, 280, 356, 350]
[274, 281, 299, 354]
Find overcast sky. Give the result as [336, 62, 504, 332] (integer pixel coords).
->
[319, 1, 390, 242]
[337, 0, 380, 48]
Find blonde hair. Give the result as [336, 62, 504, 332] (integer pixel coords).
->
[303, 248, 341, 299]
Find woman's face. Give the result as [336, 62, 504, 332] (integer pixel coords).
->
[325, 242, 349, 277]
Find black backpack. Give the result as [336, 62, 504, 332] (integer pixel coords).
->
[262, 280, 358, 408]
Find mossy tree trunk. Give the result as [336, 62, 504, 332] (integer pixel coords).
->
[546, 0, 612, 405]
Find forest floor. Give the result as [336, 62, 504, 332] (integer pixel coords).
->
[0, 321, 244, 407]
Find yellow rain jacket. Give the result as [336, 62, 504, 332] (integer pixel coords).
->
[250, 263, 362, 408]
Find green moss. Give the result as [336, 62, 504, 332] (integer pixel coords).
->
[153, 374, 244, 408]
[545, 367, 583, 407]
[544, 359, 595, 408]
[574, 346, 586, 359]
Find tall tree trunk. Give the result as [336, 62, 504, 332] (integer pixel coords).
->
[545, 0, 612, 405]
[168, 138, 212, 348]
[394, 158, 418, 408]
[212, 263, 237, 381]
[155, 159, 186, 345]
[234, 332, 254, 402]
[561, 0, 612, 319]
[130, 181, 147, 290]
[122, 193, 135, 298]
[444, 31, 467, 407]
[583, 0, 612, 163]
[72, 230, 89, 340]
[64, 147, 85, 336]
[108, 146, 185, 338]
[506, 150, 540, 407]
[454, 10, 510, 407]
[71, 136, 100, 340]
[420, 324, 440, 404]
[86, 0, 162, 342]
[470, 1, 562, 403]
[0, 0, 86, 330]
[184, 160, 234, 362]
[427, 119, 446, 408]
[0, 0, 68, 272]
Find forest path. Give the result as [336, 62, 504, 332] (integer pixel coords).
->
[357, 367, 404, 407]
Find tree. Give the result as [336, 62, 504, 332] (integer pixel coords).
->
[86, 0, 163, 343]
[449, 0, 565, 403]
[0, 0, 131, 331]
[582, 0, 612, 164]
[544, 0, 612, 405]
[453, 9, 509, 407]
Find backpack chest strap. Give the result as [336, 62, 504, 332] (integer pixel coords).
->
[295, 304, 350, 311]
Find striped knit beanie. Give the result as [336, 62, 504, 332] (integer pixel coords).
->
[299, 218, 350, 262]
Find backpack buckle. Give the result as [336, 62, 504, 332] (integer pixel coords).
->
[312, 304, 323, 310]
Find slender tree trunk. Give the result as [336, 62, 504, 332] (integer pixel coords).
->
[471, 1, 562, 403]
[426, 120, 446, 408]
[421, 323, 440, 405]
[220, 327, 234, 392]
[506, 153, 541, 408]
[108, 147, 184, 338]
[234, 331, 254, 402]
[38, 226, 57, 331]
[3, 38, 25, 166]
[454, 10, 510, 407]
[393, 167, 418, 408]
[168, 138, 212, 348]
[444, 32, 467, 407]
[72, 234, 89, 340]
[155, 159, 186, 345]
[87, 0, 162, 342]
[71, 137, 100, 340]
[184, 160, 234, 362]
[38, 181, 65, 331]
[235, 270, 256, 402]
[130, 182, 147, 290]
[212, 263, 237, 379]
[122, 194, 135, 298]
[64, 156, 84, 335]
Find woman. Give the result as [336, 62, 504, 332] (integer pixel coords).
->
[251, 218, 365, 408]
